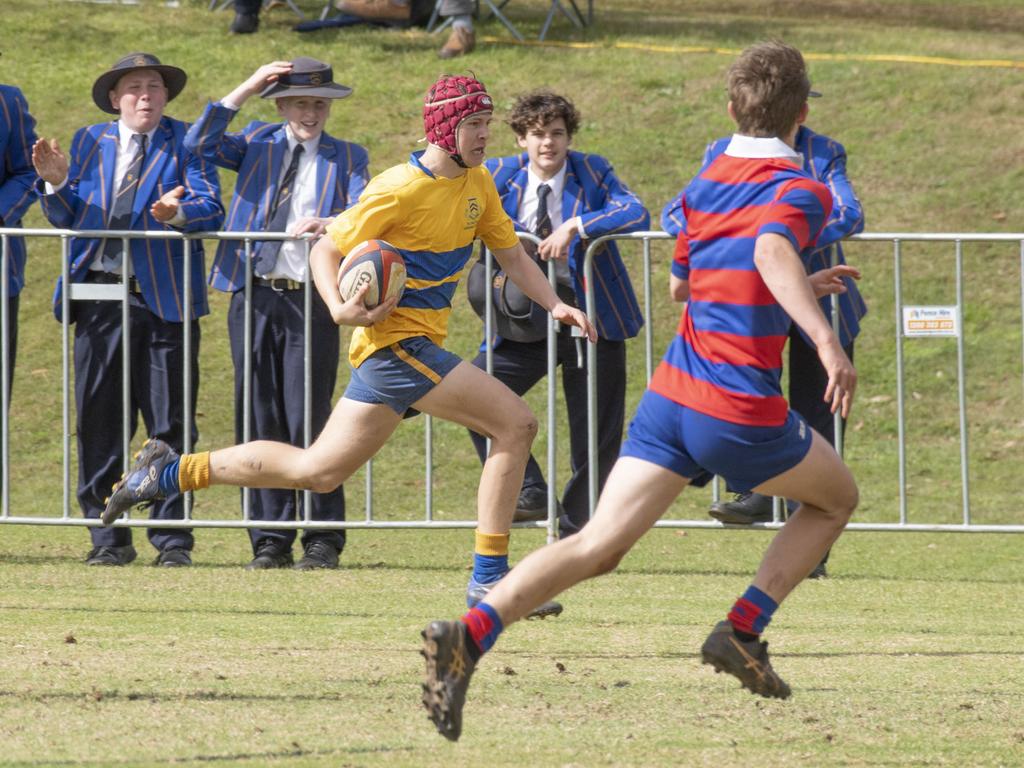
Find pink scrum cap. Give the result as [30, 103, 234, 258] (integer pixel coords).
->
[422, 74, 493, 158]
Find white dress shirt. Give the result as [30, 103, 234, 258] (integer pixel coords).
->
[263, 126, 320, 282]
[518, 164, 573, 286]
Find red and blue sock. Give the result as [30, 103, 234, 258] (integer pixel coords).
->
[727, 585, 778, 639]
[461, 602, 504, 661]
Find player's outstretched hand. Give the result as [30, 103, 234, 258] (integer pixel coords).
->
[818, 336, 856, 418]
[330, 283, 398, 327]
[551, 302, 597, 342]
[808, 264, 861, 299]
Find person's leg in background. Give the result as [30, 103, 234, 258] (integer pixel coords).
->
[231, 0, 262, 34]
[135, 303, 199, 567]
[228, 287, 299, 570]
[287, 290, 346, 570]
[558, 336, 626, 538]
[467, 339, 551, 522]
[74, 300, 138, 566]
[438, 0, 475, 59]
[787, 327, 854, 578]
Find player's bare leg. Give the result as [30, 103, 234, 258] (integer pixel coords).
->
[749, 429, 858, 601]
[205, 398, 403, 492]
[480, 456, 689, 622]
[413, 360, 536, 534]
[103, 398, 402, 524]
[414, 359, 564, 618]
[701, 430, 858, 699]
[421, 456, 687, 740]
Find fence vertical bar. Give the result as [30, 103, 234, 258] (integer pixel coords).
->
[242, 238, 253, 521]
[182, 236, 193, 518]
[954, 240, 970, 525]
[894, 239, 908, 524]
[61, 235, 72, 520]
[1020, 239, 1024, 408]
[546, 257, 558, 543]
[303, 239, 312, 521]
[121, 236, 131, 484]
[0, 235, 8, 517]
[365, 459, 373, 522]
[643, 236, 654, 384]
[830, 246, 844, 458]
[425, 415, 433, 520]
[583, 241, 598, 518]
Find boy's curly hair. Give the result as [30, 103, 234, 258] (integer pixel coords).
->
[507, 90, 581, 137]
[728, 41, 810, 137]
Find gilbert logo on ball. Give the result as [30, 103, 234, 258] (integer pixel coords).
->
[338, 240, 407, 309]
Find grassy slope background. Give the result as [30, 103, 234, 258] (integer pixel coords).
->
[0, 1, 1022, 765]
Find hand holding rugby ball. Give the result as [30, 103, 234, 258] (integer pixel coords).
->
[337, 239, 407, 309]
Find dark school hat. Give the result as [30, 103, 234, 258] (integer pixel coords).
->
[92, 52, 187, 114]
[260, 57, 353, 100]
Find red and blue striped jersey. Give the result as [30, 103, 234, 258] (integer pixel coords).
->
[650, 138, 833, 426]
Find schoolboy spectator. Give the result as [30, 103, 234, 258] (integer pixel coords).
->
[185, 58, 369, 570]
[468, 89, 648, 536]
[0, 81, 39, 433]
[32, 53, 223, 567]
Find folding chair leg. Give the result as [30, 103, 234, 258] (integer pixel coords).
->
[481, 0, 523, 40]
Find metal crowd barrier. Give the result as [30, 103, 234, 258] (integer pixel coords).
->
[582, 231, 1024, 533]
[0, 227, 1022, 535]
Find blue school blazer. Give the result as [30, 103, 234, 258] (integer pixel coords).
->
[486, 150, 649, 341]
[185, 102, 370, 293]
[0, 85, 39, 297]
[40, 116, 223, 323]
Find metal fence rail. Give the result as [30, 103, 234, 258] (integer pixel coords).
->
[1, 227, 1022, 534]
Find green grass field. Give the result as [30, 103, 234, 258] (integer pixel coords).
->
[1, 0, 1023, 764]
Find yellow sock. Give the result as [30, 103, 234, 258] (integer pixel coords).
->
[475, 530, 510, 556]
[178, 451, 211, 492]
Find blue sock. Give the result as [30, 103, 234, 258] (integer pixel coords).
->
[471, 553, 508, 585]
[158, 459, 181, 496]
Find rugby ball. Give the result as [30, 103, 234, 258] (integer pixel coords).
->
[337, 239, 406, 309]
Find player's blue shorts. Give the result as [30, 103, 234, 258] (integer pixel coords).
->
[620, 390, 812, 492]
[344, 336, 462, 416]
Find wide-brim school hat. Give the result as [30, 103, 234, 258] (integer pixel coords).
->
[92, 52, 187, 115]
[260, 57, 353, 100]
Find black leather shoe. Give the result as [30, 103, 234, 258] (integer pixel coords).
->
[708, 492, 775, 524]
[294, 539, 340, 570]
[85, 544, 137, 566]
[808, 562, 828, 579]
[154, 547, 192, 567]
[229, 11, 259, 33]
[514, 487, 563, 523]
[245, 541, 293, 570]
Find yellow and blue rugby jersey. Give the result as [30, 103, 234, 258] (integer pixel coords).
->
[327, 151, 520, 367]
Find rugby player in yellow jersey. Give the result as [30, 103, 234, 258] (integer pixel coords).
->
[103, 75, 596, 614]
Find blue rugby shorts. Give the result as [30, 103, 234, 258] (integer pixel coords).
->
[344, 336, 462, 416]
[620, 390, 812, 491]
